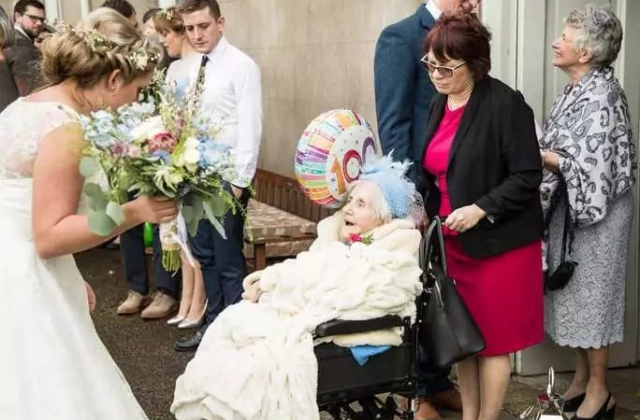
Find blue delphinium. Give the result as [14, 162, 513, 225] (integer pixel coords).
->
[198, 140, 231, 169]
[118, 100, 156, 129]
[79, 110, 116, 148]
[152, 150, 171, 164]
[174, 78, 189, 102]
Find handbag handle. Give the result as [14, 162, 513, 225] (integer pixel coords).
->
[421, 216, 448, 274]
[543, 168, 575, 264]
[558, 190, 575, 264]
[419, 217, 449, 303]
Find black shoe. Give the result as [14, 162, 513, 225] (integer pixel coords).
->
[574, 394, 615, 420]
[563, 393, 586, 413]
[174, 328, 205, 352]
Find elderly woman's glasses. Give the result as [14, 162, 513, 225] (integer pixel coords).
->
[421, 55, 466, 78]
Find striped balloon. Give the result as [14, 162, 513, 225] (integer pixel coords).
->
[295, 109, 380, 208]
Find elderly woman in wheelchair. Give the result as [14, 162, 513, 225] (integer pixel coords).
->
[171, 156, 425, 420]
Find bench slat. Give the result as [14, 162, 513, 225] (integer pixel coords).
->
[246, 169, 337, 270]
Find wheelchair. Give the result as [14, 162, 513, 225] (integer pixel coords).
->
[313, 285, 426, 419]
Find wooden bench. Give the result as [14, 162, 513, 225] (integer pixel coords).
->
[244, 169, 334, 271]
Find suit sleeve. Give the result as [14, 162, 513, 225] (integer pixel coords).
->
[374, 26, 416, 162]
[4, 45, 42, 94]
[475, 91, 542, 218]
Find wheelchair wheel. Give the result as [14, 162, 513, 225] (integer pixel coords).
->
[321, 394, 414, 420]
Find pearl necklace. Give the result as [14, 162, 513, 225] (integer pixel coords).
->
[447, 91, 472, 110]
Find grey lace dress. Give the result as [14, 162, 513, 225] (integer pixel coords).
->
[544, 192, 632, 348]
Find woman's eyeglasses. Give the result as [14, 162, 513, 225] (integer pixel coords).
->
[420, 55, 466, 78]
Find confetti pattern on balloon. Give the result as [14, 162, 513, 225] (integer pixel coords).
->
[295, 109, 380, 208]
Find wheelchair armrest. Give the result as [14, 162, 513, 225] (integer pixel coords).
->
[315, 315, 404, 338]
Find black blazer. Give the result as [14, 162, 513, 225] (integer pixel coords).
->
[417, 76, 543, 259]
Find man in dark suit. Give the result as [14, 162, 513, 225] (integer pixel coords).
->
[374, 0, 479, 418]
[374, 0, 479, 181]
[4, 0, 44, 94]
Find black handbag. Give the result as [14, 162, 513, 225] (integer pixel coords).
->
[545, 183, 578, 291]
[418, 217, 486, 369]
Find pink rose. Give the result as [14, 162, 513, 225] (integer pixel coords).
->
[148, 132, 178, 153]
[348, 233, 373, 245]
[127, 144, 141, 157]
[111, 142, 129, 157]
[349, 233, 363, 243]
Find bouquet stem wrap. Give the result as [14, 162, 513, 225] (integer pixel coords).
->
[158, 213, 195, 272]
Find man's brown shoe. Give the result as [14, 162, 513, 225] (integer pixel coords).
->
[140, 292, 177, 320]
[428, 388, 463, 412]
[117, 290, 150, 315]
[415, 397, 442, 420]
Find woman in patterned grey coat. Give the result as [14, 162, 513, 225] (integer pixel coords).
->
[539, 5, 635, 420]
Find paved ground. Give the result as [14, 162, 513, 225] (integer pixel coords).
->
[78, 247, 640, 420]
[78, 248, 192, 420]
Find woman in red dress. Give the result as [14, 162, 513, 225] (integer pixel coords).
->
[418, 13, 544, 420]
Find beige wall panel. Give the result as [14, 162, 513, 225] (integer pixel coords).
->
[220, 0, 422, 177]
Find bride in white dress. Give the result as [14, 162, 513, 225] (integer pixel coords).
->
[0, 8, 178, 420]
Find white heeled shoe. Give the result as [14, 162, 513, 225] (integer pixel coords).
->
[177, 302, 207, 330]
[177, 317, 204, 329]
[167, 315, 186, 326]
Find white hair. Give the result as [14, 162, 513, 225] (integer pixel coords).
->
[345, 180, 393, 224]
[564, 4, 623, 67]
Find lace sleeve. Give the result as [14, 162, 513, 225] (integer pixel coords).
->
[0, 101, 79, 180]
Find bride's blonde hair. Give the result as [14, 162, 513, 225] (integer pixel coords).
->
[40, 7, 163, 88]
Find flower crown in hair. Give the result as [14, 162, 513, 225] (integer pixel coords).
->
[55, 22, 160, 71]
[157, 8, 175, 20]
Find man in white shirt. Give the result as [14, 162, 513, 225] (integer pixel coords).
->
[174, 0, 262, 352]
[373, 0, 478, 418]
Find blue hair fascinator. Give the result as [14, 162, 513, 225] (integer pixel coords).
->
[358, 152, 424, 222]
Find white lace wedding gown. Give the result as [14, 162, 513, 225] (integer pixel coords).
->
[0, 99, 149, 420]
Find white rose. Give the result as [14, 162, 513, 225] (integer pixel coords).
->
[185, 137, 199, 149]
[168, 171, 183, 185]
[130, 116, 165, 141]
[183, 148, 201, 165]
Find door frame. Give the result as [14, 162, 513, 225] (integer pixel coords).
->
[482, 0, 640, 375]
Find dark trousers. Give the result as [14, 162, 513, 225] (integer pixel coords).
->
[417, 345, 454, 396]
[190, 186, 250, 326]
[119, 223, 180, 297]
